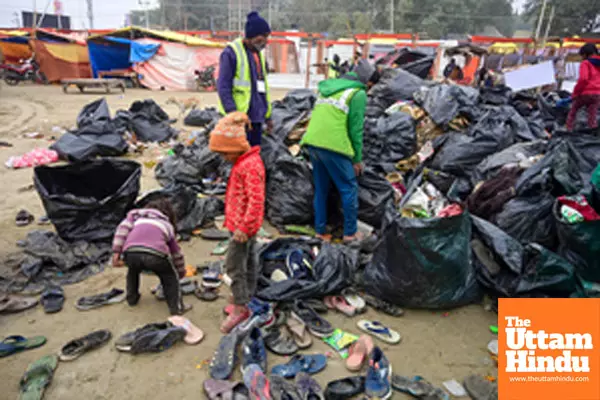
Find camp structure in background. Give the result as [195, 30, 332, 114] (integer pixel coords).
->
[87, 26, 224, 91]
[31, 29, 91, 82]
[0, 30, 32, 64]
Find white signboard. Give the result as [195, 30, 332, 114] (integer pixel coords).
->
[504, 61, 556, 92]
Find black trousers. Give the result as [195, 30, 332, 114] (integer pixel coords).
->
[123, 248, 182, 315]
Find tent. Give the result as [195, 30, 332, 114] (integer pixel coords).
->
[31, 29, 92, 82]
[0, 31, 32, 64]
[87, 26, 224, 91]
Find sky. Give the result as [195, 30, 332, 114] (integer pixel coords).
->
[0, 0, 528, 30]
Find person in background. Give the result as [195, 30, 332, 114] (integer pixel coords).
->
[209, 112, 266, 333]
[327, 54, 341, 79]
[112, 199, 190, 316]
[301, 60, 380, 244]
[217, 11, 272, 146]
[567, 43, 600, 131]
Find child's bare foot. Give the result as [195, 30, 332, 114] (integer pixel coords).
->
[220, 305, 250, 333]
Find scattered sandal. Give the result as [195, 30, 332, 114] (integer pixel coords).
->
[168, 316, 204, 345]
[324, 376, 365, 400]
[286, 312, 312, 349]
[264, 328, 298, 356]
[346, 335, 374, 372]
[195, 286, 219, 302]
[129, 325, 186, 354]
[19, 354, 58, 400]
[40, 285, 64, 314]
[357, 320, 401, 344]
[0, 294, 38, 314]
[331, 296, 356, 317]
[0, 335, 46, 358]
[16, 210, 34, 227]
[153, 279, 197, 300]
[291, 301, 334, 338]
[204, 379, 249, 400]
[342, 288, 366, 312]
[363, 294, 404, 317]
[76, 288, 125, 311]
[59, 330, 112, 361]
[210, 332, 240, 380]
[115, 322, 172, 352]
[271, 354, 327, 379]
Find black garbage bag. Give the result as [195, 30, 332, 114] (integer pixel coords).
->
[480, 86, 512, 105]
[34, 160, 141, 243]
[399, 56, 435, 79]
[136, 185, 224, 239]
[51, 131, 128, 162]
[155, 142, 226, 189]
[77, 98, 111, 128]
[260, 133, 290, 170]
[265, 155, 314, 228]
[551, 133, 600, 185]
[472, 140, 547, 184]
[471, 216, 585, 298]
[255, 238, 358, 301]
[554, 198, 600, 283]
[413, 84, 480, 127]
[281, 89, 316, 112]
[357, 169, 395, 230]
[364, 210, 482, 309]
[363, 112, 416, 170]
[184, 107, 221, 128]
[128, 99, 177, 142]
[367, 68, 425, 117]
[494, 194, 557, 250]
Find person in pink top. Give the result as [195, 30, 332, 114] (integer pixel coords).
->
[567, 43, 600, 131]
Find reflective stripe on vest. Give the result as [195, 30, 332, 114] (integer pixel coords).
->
[231, 39, 251, 88]
[315, 88, 356, 114]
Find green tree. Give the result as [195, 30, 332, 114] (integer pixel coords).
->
[524, 0, 600, 36]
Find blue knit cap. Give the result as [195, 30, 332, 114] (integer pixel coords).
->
[245, 11, 271, 39]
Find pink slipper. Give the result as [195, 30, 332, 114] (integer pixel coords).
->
[220, 308, 250, 334]
[346, 335, 374, 371]
[332, 296, 356, 317]
[168, 316, 204, 345]
[324, 296, 335, 310]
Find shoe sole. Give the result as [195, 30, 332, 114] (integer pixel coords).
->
[75, 292, 126, 311]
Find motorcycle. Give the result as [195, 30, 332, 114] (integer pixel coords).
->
[1, 58, 47, 86]
[194, 65, 216, 91]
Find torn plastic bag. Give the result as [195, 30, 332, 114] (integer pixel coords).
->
[34, 160, 141, 242]
[554, 195, 600, 283]
[184, 107, 221, 128]
[136, 185, 224, 239]
[155, 142, 226, 189]
[471, 215, 585, 298]
[472, 140, 547, 184]
[494, 194, 557, 250]
[265, 155, 314, 228]
[413, 84, 480, 127]
[128, 99, 177, 142]
[77, 98, 111, 128]
[51, 131, 128, 162]
[363, 209, 481, 309]
[363, 112, 416, 170]
[255, 238, 358, 301]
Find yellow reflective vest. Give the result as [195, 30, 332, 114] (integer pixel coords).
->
[218, 38, 272, 119]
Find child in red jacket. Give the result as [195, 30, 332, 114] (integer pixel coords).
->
[567, 43, 600, 131]
[209, 112, 266, 333]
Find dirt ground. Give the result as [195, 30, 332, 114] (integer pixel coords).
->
[0, 83, 497, 399]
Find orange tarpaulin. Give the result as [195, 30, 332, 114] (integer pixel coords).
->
[0, 42, 32, 63]
[31, 40, 91, 82]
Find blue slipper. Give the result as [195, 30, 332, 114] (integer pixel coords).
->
[0, 335, 46, 358]
[271, 354, 327, 379]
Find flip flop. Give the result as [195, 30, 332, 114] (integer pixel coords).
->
[210, 332, 240, 380]
[295, 372, 325, 400]
[40, 286, 64, 314]
[16, 210, 34, 227]
[115, 322, 172, 352]
[341, 289, 366, 312]
[291, 301, 334, 338]
[0, 295, 38, 314]
[201, 228, 231, 241]
[357, 320, 401, 345]
[271, 354, 327, 379]
[346, 335, 374, 372]
[204, 379, 250, 400]
[264, 328, 299, 356]
[244, 364, 271, 400]
[203, 262, 223, 288]
[286, 312, 312, 349]
[331, 296, 356, 317]
[324, 376, 365, 400]
[212, 240, 230, 256]
[391, 375, 436, 397]
[0, 336, 46, 358]
[303, 299, 328, 314]
[270, 374, 301, 400]
[323, 297, 335, 310]
[76, 288, 126, 311]
[59, 330, 112, 361]
[195, 286, 219, 302]
[168, 316, 204, 345]
[19, 354, 58, 400]
[363, 294, 404, 317]
[154, 279, 198, 300]
[130, 326, 186, 354]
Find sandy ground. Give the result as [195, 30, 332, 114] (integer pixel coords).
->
[0, 83, 497, 399]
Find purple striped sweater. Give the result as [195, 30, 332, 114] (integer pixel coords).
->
[112, 209, 185, 278]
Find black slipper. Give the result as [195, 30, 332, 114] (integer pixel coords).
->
[363, 294, 404, 317]
[291, 301, 334, 337]
[59, 330, 112, 361]
[303, 299, 328, 314]
[115, 322, 172, 352]
[195, 286, 219, 302]
[264, 328, 298, 356]
[130, 326, 186, 354]
[40, 286, 64, 314]
[392, 375, 434, 397]
[16, 210, 34, 227]
[324, 376, 365, 400]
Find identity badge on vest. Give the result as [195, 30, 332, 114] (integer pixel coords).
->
[257, 80, 266, 93]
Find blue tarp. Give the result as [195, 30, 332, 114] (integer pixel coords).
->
[88, 37, 160, 77]
[1, 36, 29, 44]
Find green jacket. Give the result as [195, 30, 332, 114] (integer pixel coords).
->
[301, 73, 367, 163]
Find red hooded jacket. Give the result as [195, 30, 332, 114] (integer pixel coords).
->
[573, 55, 600, 97]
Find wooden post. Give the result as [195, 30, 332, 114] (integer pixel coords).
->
[305, 36, 312, 89]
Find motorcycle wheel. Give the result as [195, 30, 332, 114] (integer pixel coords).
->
[4, 77, 19, 86]
[36, 71, 48, 85]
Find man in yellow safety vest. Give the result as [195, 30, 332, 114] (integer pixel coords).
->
[217, 12, 272, 147]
